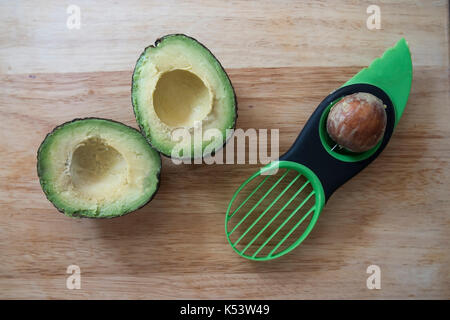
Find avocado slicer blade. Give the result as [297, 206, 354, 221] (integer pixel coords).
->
[225, 39, 413, 260]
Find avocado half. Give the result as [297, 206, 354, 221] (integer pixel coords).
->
[37, 118, 161, 218]
[132, 34, 237, 158]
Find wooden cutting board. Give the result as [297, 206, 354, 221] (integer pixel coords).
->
[0, 0, 449, 299]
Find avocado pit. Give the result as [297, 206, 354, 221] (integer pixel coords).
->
[326, 92, 387, 153]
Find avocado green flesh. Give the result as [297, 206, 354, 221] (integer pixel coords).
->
[37, 119, 161, 218]
[132, 34, 237, 158]
[344, 38, 413, 126]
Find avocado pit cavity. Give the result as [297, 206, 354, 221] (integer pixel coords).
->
[153, 69, 213, 128]
[70, 137, 128, 197]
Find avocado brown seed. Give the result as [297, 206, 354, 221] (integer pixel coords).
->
[326, 92, 387, 153]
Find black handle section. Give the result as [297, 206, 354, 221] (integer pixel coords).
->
[279, 84, 395, 201]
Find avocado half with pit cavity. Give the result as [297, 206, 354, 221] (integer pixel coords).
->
[37, 118, 161, 218]
[132, 34, 237, 158]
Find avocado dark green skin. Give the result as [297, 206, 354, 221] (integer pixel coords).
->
[131, 34, 238, 159]
[36, 117, 162, 219]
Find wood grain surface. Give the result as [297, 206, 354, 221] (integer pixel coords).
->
[0, 0, 449, 299]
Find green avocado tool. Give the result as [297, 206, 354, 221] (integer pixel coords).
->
[225, 39, 412, 260]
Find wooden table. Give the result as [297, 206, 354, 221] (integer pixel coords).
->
[0, 0, 448, 299]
